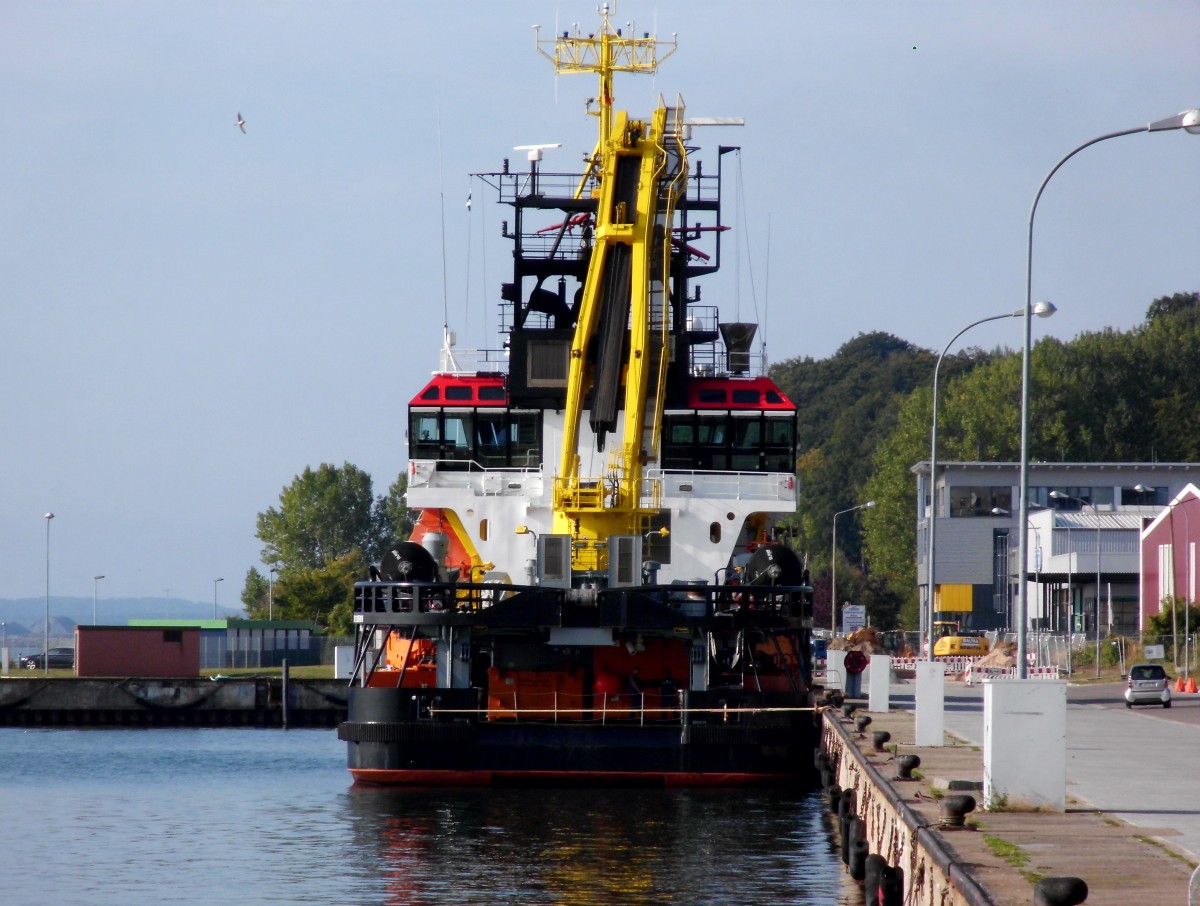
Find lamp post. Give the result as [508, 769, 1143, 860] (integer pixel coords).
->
[44, 513, 54, 675]
[93, 575, 105, 626]
[213, 577, 224, 620]
[927, 307, 1048, 661]
[832, 501, 876, 635]
[1017, 108, 1200, 680]
[1051, 492, 1101, 677]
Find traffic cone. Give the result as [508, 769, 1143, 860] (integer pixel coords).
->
[1187, 676, 1197, 694]
[1176, 675, 1186, 692]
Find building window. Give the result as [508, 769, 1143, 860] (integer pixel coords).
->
[948, 485, 1012, 517]
[1121, 485, 1166, 506]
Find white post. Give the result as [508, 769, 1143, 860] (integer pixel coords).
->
[984, 679, 1067, 811]
[868, 654, 890, 712]
[914, 661, 945, 746]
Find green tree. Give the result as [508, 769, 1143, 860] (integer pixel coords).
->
[256, 463, 379, 570]
[270, 552, 362, 634]
[377, 472, 416, 547]
[241, 566, 270, 617]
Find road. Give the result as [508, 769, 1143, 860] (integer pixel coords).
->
[889, 680, 1200, 860]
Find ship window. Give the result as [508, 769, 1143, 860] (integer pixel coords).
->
[479, 519, 489, 542]
[697, 415, 729, 470]
[478, 385, 506, 401]
[508, 412, 541, 467]
[698, 388, 727, 404]
[420, 386, 440, 400]
[410, 413, 441, 459]
[709, 522, 721, 543]
[445, 386, 472, 401]
[442, 412, 473, 460]
[732, 389, 759, 404]
[765, 390, 783, 404]
[475, 414, 508, 467]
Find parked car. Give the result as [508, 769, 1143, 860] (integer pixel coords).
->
[1125, 663, 1171, 708]
[20, 647, 75, 670]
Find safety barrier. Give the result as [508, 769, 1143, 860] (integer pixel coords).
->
[963, 664, 1061, 686]
[890, 656, 981, 675]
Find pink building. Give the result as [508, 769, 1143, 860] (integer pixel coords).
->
[1139, 484, 1200, 629]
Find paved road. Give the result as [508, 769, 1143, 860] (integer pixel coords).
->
[889, 681, 1200, 860]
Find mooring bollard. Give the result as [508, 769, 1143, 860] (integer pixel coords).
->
[1033, 876, 1089, 906]
[939, 793, 977, 827]
[841, 702, 857, 721]
[854, 714, 873, 735]
[863, 853, 887, 901]
[871, 730, 891, 752]
[894, 753, 920, 780]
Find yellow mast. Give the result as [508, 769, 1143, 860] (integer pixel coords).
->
[535, 11, 685, 570]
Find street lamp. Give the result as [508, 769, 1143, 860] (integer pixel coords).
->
[927, 306, 1050, 661]
[44, 513, 54, 675]
[1017, 108, 1199, 679]
[213, 577, 224, 620]
[832, 501, 876, 634]
[93, 575, 105, 626]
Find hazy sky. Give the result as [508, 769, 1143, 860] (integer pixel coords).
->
[2, 1, 1197, 606]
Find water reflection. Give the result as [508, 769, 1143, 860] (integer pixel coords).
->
[345, 785, 864, 905]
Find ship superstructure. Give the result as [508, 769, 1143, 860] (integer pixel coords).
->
[338, 8, 817, 786]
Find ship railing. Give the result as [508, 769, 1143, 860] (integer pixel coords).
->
[407, 460, 545, 496]
[434, 346, 510, 376]
[354, 579, 810, 623]
[437, 689, 815, 725]
[688, 342, 767, 377]
[645, 469, 797, 504]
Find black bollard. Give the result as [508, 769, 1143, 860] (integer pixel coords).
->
[848, 835, 869, 881]
[854, 714, 873, 735]
[894, 753, 921, 780]
[842, 815, 863, 866]
[1033, 877, 1089, 906]
[863, 853, 887, 902]
[841, 702, 857, 721]
[879, 864, 904, 906]
[872, 730, 891, 752]
[827, 784, 842, 811]
[939, 793, 977, 828]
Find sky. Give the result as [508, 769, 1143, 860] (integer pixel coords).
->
[1, 1, 1197, 607]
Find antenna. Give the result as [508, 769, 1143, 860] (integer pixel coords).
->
[514, 142, 562, 161]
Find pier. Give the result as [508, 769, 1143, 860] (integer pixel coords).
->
[0, 677, 347, 728]
[820, 679, 1199, 905]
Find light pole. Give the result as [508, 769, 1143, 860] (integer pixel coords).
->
[832, 501, 876, 635]
[269, 567, 277, 621]
[93, 575, 105, 625]
[213, 577, 224, 620]
[1017, 108, 1200, 680]
[927, 306, 1051, 661]
[44, 513, 54, 674]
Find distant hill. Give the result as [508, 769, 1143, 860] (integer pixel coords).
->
[0, 597, 231, 640]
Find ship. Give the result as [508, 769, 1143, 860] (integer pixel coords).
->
[338, 8, 819, 787]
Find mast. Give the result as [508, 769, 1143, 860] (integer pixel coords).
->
[535, 9, 685, 570]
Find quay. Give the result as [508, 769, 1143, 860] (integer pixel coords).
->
[0, 676, 347, 728]
[821, 679, 1200, 905]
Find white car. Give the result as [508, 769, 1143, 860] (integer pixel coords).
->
[1125, 663, 1171, 708]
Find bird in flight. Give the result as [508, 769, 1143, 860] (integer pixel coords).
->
[236, 112, 247, 134]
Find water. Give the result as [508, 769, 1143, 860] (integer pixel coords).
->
[0, 728, 861, 905]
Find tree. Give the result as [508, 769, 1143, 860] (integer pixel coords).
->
[241, 567, 270, 618]
[270, 552, 362, 634]
[377, 472, 416, 546]
[256, 463, 379, 571]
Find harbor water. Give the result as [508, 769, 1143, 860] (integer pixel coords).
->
[0, 728, 862, 905]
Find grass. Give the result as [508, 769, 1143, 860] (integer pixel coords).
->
[982, 834, 1043, 884]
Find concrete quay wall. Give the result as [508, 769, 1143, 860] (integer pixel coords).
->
[0, 677, 348, 728]
[821, 713, 994, 906]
